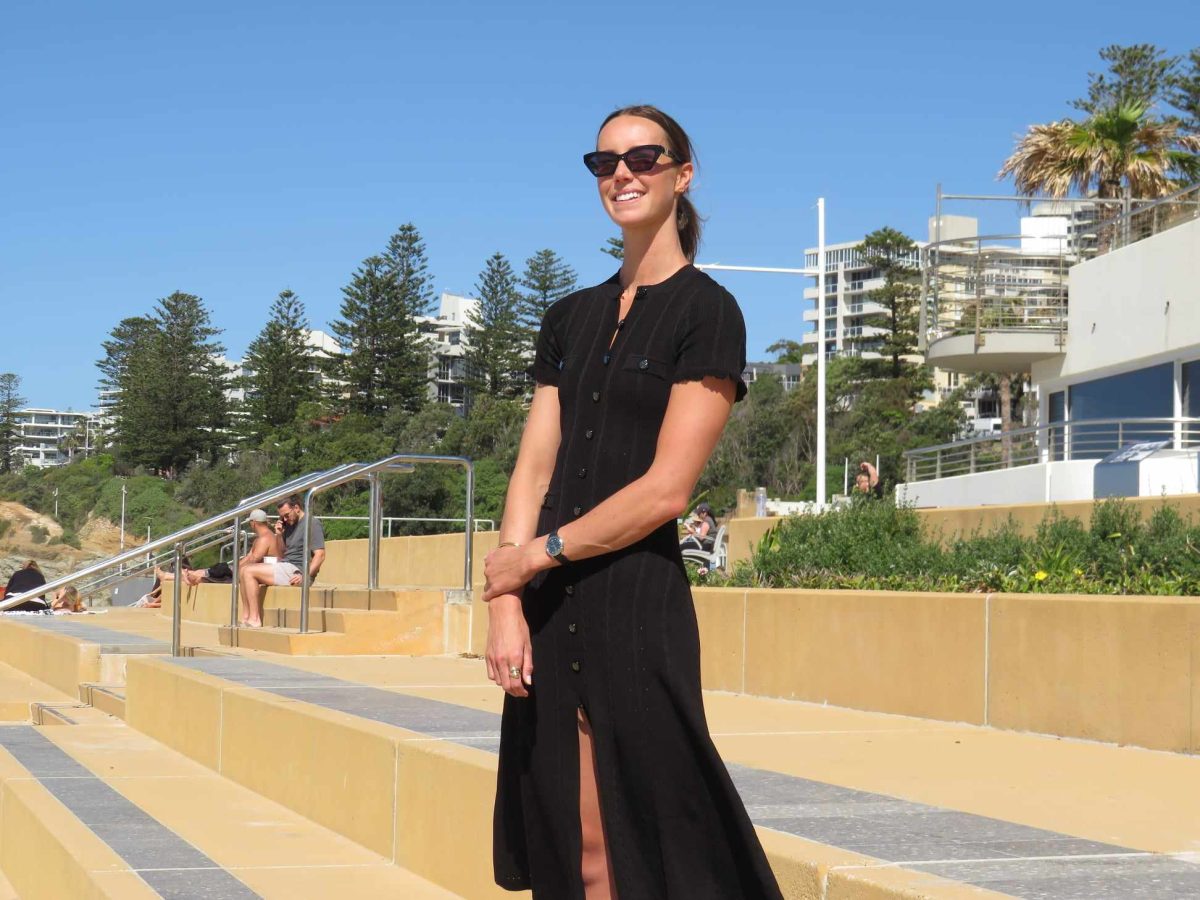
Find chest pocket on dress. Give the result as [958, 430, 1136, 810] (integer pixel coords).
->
[622, 354, 670, 379]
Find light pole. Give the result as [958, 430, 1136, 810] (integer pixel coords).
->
[119, 481, 127, 555]
[696, 197, 829, 506]
[53, 487, 59, 520]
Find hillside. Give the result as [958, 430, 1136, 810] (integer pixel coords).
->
[0, 501, 142, 584]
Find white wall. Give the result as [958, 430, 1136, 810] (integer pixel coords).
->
[1035, 218, 1200, 385]
[897, 461, 1097, 508]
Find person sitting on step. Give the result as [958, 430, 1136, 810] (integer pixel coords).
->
[236, 495, 325, 628]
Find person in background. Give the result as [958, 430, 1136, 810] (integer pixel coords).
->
[4, 560, 49, 611]
[237, 495, 325, 628]
[51, 585, 85, 612]
[854, 461, 884, 498]
[681, 502, 718, 551]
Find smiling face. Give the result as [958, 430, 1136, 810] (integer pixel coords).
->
[595, 114, 693, 234]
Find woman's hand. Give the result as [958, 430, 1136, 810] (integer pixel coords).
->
[482, 544, 537, 602]
[486, 594, 533, 697]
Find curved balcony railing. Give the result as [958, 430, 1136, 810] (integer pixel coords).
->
[902, 417, 1200, 483]
[921, 234, 1084, 355]
[1097, 182, 1200, 252]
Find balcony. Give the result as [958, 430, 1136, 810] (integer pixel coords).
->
[921, 234, 1074, 373]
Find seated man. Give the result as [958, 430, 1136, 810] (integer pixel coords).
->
[237, 495, 325, 628]
[184, 508, 275, 587]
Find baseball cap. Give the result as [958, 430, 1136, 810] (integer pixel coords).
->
[248, 509, 269, 523]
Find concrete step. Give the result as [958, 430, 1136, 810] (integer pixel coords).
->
[0, 721, 463, 899]
[80, 683, 127, 720]
[0, 659, 77, 721]
[162, 581, 455, 625]
[118, 653, 1200, 899]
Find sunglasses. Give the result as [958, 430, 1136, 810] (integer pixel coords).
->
[582, 144, 682, 177]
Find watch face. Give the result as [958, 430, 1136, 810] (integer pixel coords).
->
[546, 534, 564, 556]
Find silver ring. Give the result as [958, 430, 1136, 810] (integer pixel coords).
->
[508, 666, 521, 678]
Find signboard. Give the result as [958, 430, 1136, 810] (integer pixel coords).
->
[1099, 440, 1171, 465]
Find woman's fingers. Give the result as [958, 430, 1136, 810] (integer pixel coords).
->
[522, 642, 534, 687]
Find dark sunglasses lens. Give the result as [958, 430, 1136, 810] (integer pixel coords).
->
[624, 146, 661, 172]
[584, 152, 619, 176]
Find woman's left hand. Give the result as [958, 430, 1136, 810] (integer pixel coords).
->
[483, 545, 535, 602]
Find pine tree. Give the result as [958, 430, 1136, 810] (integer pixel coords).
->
[243, 290, 316, 436]
[383, 223, 436, 319]
[464, 252, 526, 403]
[601, 236, 624, 260]
[858, 227, 921, 380]
[330, 257, 428, 419]
[103, 293, 230, 476]
[1072, 44, 1180, 115]
[1166, 48, 1200, 132]
[0, 373, 27, 473]
[519, 248, 577, 333]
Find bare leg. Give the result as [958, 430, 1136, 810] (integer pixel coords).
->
[239, 564, 271, 627]
[578, 708, 617, 900]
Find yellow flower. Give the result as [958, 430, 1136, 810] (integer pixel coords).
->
[1034, 570, 1049, 581]
[1073, 568, 1084, 576]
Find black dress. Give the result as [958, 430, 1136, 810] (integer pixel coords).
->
[493, 265, 783, 899]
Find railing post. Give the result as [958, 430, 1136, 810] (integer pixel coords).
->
[463, 461, 474, 590]
[935, 449, 942, 481]
[171, 542, 184, 657]
[300, 491, 314, 635]
[229, 518, 241, 629]
[367, 472, 382, 590]
[969, 442, 976, 474]
[1117, 421, 1124, 449]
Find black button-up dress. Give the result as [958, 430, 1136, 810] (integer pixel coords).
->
[493, 265, 783, 899]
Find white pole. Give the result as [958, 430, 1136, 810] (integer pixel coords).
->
[816, 197, 827, 507]
[53, 488, 58, 520]
[119, 482, 127, 555]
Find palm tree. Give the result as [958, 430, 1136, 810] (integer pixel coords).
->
[999, 102, 1200, 199]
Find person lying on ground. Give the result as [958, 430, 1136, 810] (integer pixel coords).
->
[51, 585, 85, 612]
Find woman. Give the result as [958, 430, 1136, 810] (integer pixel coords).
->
[482, 105, 782, 899]
[50, 585, 84, 613]
[4, 560, 49, 611]
[681, 501, 718, 552]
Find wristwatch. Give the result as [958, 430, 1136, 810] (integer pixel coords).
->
[545, 531, 570, 565]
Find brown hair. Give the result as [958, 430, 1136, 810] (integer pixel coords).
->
[599, 104, 702, 261]
[22, 560, 40, 571]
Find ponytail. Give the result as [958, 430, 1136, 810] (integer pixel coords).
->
[676, 193, 702, 262]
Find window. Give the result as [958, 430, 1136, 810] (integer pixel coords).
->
[1048, 391, 1066, 461]
[1067, 364, 1172, 458]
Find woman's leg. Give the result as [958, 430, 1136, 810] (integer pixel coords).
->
[578, 708, 617, 899]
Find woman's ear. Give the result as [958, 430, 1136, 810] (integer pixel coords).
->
[675, 161, 694, 195]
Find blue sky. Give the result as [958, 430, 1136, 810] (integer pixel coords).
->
[3, 0, 1195, 410]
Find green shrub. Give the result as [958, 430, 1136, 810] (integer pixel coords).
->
[694, 498, 1200, 596]
[28, 525, 48, 544]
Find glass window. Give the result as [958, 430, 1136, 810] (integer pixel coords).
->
[1067, 363, 1172, 458]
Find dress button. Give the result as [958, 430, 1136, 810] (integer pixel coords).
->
[568, 623, 577, 634]
[602, 353, 610, 365]
[570, 661, 581, 673]
[636, 287, 647, 298]
[578, 467, 587, 478]
[638, 358, 649, 370]
[584, 429, 594, 439]
[592, 391, 601, 402]
[572, 505, 582, 516]
[565, 585, 575, 596]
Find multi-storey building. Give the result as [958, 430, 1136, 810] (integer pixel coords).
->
[13, 409, 97, 468]
[419, 292, 479, 410]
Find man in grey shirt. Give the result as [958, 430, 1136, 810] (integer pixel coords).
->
[237, 494, 326, 627]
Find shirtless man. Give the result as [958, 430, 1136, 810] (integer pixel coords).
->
[237, 495, 326, 627]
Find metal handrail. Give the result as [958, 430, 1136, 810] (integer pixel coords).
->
[75, 526, 238, 597]
[316, 515, 496, 535]
[903, 416, 1200, 483]
[296, 454, 474, 634]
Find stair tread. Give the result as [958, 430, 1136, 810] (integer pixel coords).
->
[0, 660, 76, 721]
[0, 721, 462, 898]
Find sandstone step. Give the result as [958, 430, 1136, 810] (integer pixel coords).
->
[121, 653, 1200, 900]
[0, 721, 463, 899]
[80, 683, 127, 720]
[0, 659, 76, 721]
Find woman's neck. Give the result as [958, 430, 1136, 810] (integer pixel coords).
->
[619, 216, 689, 289]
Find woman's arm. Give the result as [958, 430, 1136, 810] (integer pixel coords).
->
[486, 384, 562, 698]
[483, 376, 734, 598]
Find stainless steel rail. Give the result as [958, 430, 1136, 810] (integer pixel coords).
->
[296, 454, 474, 634]
[903, 417, 1200, 483]
[1, 455, 476, 654]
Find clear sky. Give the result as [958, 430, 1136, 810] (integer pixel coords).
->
[3, 0, 1195, 411]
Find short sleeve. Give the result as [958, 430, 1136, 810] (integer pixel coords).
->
[531, 311, 564, 387]
[673, 287, 748, 402]
[309, 517, 325, 551]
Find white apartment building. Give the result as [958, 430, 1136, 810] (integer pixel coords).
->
[419, 292, 479, 410]
[13, 409, 97, 468]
